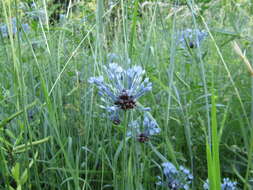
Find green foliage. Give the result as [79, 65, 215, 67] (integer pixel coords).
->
[0, 0, 252, 189]
[206, 89, 221, 190]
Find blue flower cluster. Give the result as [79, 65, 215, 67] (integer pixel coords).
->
[203, 178, 238, 190]
[0, 18, 30, 38]
[89, 62, 152, 125]
[127, 112, 161, 142]
[26, 2, 47, 24]
[178, 29, 207, 49]
[157, 162, 193, 190]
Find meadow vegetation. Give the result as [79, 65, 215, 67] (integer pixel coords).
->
[0, 0, 253, 189]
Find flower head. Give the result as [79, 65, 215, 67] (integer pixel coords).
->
[203, 178, 238, 190]
[157, 162, 193, 190]
[0, 25, 8, 37]
[89, 63, 152, 122]
[107, 53, 120, 63]
[222, 178, 238, 190]
[178, 29, 207, 49]
[127, 112, 160, 142]
[0, 18, 17, 37]
[21, 23, 30, 33]
[26, 3, 47, 24]
[0, 18, 29, 38]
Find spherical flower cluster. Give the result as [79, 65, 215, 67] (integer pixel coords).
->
[157, 162, 193, 190]
[26, 2, 47, 24]
[127, 112, 161, 142]
[89, 63, 152, 124]
[0, 18, 30, 38]
[177, 28, 207, 49]
[203, 178, 238, 190]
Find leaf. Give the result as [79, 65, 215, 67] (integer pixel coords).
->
[13, 136, 51, 153]
[20, 169, 28, 185]
[11, 162, 20, 182]
[0, 100, 37, 128]
[114, 139, 125, 163]
[8, 186, 15, 190]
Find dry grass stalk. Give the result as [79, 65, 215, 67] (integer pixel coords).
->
[233, 41, 253, 76]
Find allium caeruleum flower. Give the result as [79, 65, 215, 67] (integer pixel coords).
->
[107, 53, 120, 63]
[127, 112, 160, 142]
[26, 3, 47, 24]
[107, 53, 131, 66]
[0, 25, 8, 37]
[203, 178, 238, 190]
[0, 18, 30, 38]
[21, 23, 30, 33]
[89, 63, 152, 124]
[10, 18, 17, 35]
[59, 14, 66, 22]
[178, 29, 207, 49]
[157, 162, 193, 190]
[0, 18, 17, 37]
[221, 178, 238, 190]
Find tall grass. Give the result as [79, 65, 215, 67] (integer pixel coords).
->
[0, 0, 253, 189]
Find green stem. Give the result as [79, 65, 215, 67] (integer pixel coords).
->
[244, 76, 253, 190]
[122, 111, 129, 189]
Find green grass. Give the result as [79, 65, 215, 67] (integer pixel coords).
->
[0, 0, 253, 189]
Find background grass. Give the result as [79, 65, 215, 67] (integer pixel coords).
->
[0, 0, 253, 189]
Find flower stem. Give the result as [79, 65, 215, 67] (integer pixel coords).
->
[122, 111, 129, 189]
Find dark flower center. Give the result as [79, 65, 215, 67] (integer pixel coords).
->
[168, 180, 181, 190]
[113, 118, 121, 125]
[114, 90, 136, 110]
[137, 133, 149, 143]
[189, 41, 194, 48]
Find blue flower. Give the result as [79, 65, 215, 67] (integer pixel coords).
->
[21, 23, 30, 33]
[107, 53, 120, 63]
[0, 18, 17, 37]
[26, 3, 47, 24]
[178, 29, 207, 49]
[0, 18, 30, 38]
[157, 162, 193, 190]
[59, 14, 66, 22]
[127, 112, 160, 142]
[11, 18, 17, 35]
[222, 178, 238, 190]
[203, 178, 238, 190]
[89, 63, 152, 123]
[0, 25, 8, 37]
